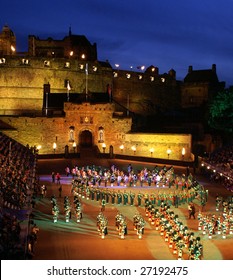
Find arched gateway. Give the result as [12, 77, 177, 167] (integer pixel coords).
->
[79, 130, 93, 147]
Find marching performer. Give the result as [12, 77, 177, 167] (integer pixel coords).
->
[123, 191, 129, 205]
[130, 191, 135, 206]
[137, 192, 143, 206]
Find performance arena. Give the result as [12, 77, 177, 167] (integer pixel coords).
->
[30, 156, 233, 260]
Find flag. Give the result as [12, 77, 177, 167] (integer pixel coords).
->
[67, 80, 71, 91]
[85, 63, 88, 75]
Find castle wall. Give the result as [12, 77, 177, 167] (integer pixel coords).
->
[181, 83, 209, 107]
[0, 102, 132, 154]
[0, 102, 191, 161]
[112, 70, 180, 115]
[118, 133, 192, 161]
[0, 57, 113, 115]
[0, 56, 181, 116]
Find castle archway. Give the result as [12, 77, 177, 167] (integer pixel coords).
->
[79, 130, 93, 147]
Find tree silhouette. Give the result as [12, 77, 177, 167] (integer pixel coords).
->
[208, 88, 233, 135]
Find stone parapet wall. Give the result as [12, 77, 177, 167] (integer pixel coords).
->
[98, 132, 192, 161]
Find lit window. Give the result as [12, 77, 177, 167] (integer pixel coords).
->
[81, 54, 86, 59]
[113, 72, 118, 77]
[0, 58, 6, 64]
[22, 59, 29, 65]
[79, 64, 84, 70]
[11, 45, 15, 52]
[64, 62, 70, 68]
[44, 60, 50, 67]
[161, 77, 165, 83]
[150, 76, 154, 81]
[93, 66, 98, 72]
[126, 73, 131, 79]
[138, 75, 143, 80]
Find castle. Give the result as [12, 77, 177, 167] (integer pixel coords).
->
[0, 25, 225, 160]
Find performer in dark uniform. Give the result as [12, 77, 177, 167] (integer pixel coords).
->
[137, 192, 143, 206]
[123, 191, 129, 205]
[130, 191, 135, 206]
[111, 191, 116, 204]
[96, 189, 100, 201]
[117, 191, 122, 204]
[90, 187, 95, 200]
[150, 193, 156, 205]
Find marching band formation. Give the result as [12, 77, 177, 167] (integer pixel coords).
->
[51, 194, 83, 223]
[47, 164, 233, 260]
[144, 200, 203, 260]
[68, 164, 194, 189]
[197, 195, 233, 239]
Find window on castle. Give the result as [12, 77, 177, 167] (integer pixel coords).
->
[161, 77, 165, 83]
[22, 59, 29, 65]
[64, 62, 70, 68]
[44, 60, 50, 67]
[0, 58, 6, 64]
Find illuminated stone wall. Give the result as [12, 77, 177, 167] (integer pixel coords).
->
[0, 102, 132, 155]
[0, 57, 180, 116]
[0, 57, 113, 115]
[0, 102, 192, 161]
[112, 70, 180, 115]
[113, 133, 192, 161]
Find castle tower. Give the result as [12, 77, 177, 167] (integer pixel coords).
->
[0, 25, 16, 56]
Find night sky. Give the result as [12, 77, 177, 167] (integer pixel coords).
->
[1, 0, 233, 86]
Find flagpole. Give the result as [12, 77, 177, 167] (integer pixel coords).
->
[85, 63, 88, 101]
[67, 80, 70, 102]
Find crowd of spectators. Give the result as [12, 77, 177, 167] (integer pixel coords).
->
[202, 143, 233, 191]
[0, 132, 37, 259]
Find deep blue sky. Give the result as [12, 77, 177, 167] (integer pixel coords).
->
[1, 0, 233, 86]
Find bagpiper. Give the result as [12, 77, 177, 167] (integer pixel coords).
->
[90, 187, 95, 200]
[105, 189, 110, 204]
[96, 189, 100, 201]
[117, 191, 122, 204]
[130, 191, 135, 206]
[123, 191, 129, 205]
[137, 192, 143, 206]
